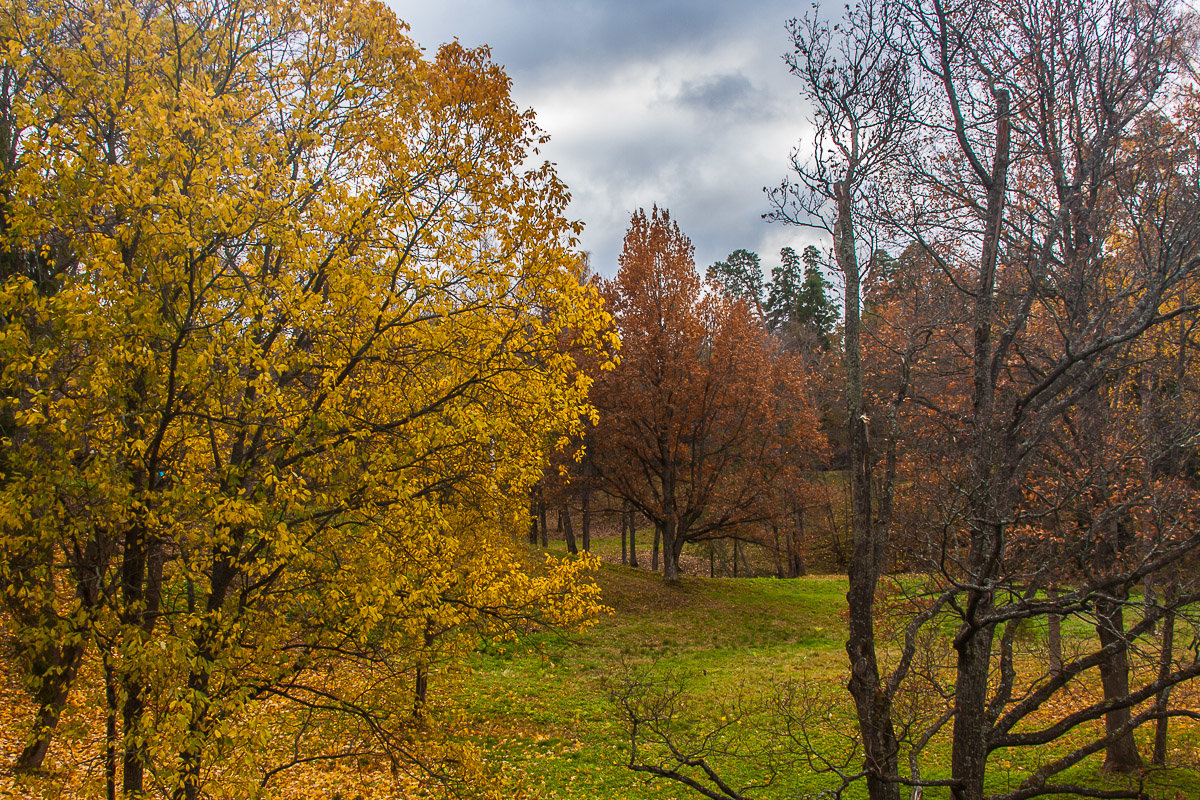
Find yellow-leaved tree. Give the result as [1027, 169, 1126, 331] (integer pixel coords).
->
[0, 0, 614, 797]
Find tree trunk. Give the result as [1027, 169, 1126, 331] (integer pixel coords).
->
[1152, 603, 1176, 765]
[10, 537, 105, 772]
[539, 498, 548, 548]
[1046, 586, 1063, 675]
[948, 79, 1011, 800]
[120, 523, 149, 796]
[581, 488, 591, 552]
[950, 524, 1000, 800]
[177, 649, 212, 800]
[122, 681, 144, 795]
[836, 175, 900, 800]
[562, 504, 578, 555]
[792, 509, 807, 577]
[950, 615, 996, 800]
[628, 509, 638, 568]
[528, 496, 539, 545]
[1096, 596, 1142, 772]
[105, 656, 118, 800]
[413, 624, 436, 719]
[621, 508, 628, 565]
[15, 639, 85, 771]
[662, 516, 680, 582]
[651, 523, 660, 572]
[174, 538, 243, 800]
[772, 525, 784, 578]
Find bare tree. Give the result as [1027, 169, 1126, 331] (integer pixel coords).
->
[888, 0, 1200, 795]
[767, 1, 915, 796]
[621, 1, 1200, 800]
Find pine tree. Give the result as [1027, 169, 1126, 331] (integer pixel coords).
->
[765, 246, 803, 331]
[795, 246, 838, 346]
[707, 248, 764, 313]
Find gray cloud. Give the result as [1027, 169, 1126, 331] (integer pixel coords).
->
[677, 72, 760, 116]
[388, 0, 829, 278]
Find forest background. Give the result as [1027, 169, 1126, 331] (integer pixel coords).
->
[2, 1, 1200, 799]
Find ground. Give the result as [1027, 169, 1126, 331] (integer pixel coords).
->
[2, 531, 1197, 799]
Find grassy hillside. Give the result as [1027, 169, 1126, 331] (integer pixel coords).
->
[458, 556, 1200, 800]
[456, 563, 851, 799]
[2, 554, 1195, 799]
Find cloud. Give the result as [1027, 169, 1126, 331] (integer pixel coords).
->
[388, 0, 829, 276]
[676, 72, 770, 118]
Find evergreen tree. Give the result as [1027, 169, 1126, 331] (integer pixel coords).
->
[795, 245, 838, 346]
[765, 246, 803, 331]
[707, 248, 764, 312]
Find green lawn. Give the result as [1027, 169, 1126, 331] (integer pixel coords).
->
[458, 562, 851, 799]
[455, 552, 1200, 800]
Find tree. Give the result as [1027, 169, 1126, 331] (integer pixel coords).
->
[885, 1, 1200, 795]
[591, 208, 824, 583]
[794, 245, 838, 347]
[764, 245, 838, 345]
[767, 1, 914, 796]
[0, 0, 610, 796]
[765, 247, 804, 331]
[772, 0, 1200, 795]
[708, 248, 765, 315]
[622, 2, 1200, 800]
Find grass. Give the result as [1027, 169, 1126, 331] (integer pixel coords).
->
[457, 560, 852, 799]
[1, 529, 1195, 799]
[455, 545, 1200, 800]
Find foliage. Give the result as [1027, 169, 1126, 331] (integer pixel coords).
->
[0, 0, 612, 796]
[794, 246, 837, 347]
[707, 249, 764, 314]
[764, 247, 803, 332]
[590, 208, 826, 583]
[759, 0, 1200, 798]
[588, 208, 825, 582]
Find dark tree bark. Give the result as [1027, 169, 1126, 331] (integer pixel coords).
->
[842, 247, 899, 800]
[581, 488, 592, 552]
[772, 525, 784, 578]
[16, 641, 86, 771]
[791, 511, 807, 577]
[528, 496, 539, 545]
[539, 498, 548, 548]
[621, 507, 628, 565]
[628, 508, 638, 568]
[105, 656, 118, 800]
[562, 504, 578, 555]
[120, 504, 164, 797]
[1095, 597, 1142, 772]
[662, 518, 681, 582]
[651, 523, 660, 572]
[1046, 587, 1063, 675]
[1152, 602, 1176, 765]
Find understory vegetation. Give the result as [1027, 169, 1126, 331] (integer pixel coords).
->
[7, 544, 1196, 799]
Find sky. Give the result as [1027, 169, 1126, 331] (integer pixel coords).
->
[387, 0, 825, 278]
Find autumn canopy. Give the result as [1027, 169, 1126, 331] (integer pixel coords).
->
[0, 0, 611, 795]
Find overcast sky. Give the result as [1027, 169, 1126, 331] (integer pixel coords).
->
[387, 0, 825, 278]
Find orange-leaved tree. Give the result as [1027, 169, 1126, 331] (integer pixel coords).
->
[590, 207, 825, 582]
